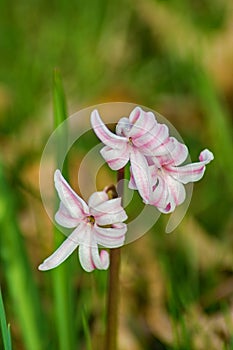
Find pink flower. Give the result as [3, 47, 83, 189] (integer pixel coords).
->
[91, 107, 171, 203]
[147, 138, 214, 213]
[39, 170, 128, 272]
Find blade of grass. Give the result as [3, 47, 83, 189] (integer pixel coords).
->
[0, 161, 46, 350]
[51, 68, 75, 350]
[192, 69, 233, 194]
[0, 289, 12, 350]
[82, 306, 93, 350]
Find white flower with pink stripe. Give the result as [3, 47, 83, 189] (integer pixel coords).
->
[92, 107, 214, 213]
[91, 107, 171, 203]
[148, 140, 213, 213]
[39, 170, 127, 272]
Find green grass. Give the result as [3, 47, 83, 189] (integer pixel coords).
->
[0, 290, 12, 350]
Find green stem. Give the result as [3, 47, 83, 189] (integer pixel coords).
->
[105, 167, 125, 350]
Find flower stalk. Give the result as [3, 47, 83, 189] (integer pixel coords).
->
[105, 167, 125, 350]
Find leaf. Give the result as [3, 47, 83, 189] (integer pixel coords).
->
[0, 290, 12, 350]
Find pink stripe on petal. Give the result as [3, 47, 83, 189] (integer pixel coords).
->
[152, 136, 175, 156]
[129, 108, 158, 142]
[78, 229, 97, 272]
[130, 148, 151, 203]
[166, 149, 213, 184]
[165, 175, 186, 206]
[166, 163, 205, 184]
[199, 149, 214, 163]
[94, 223, 127, 248]
[91, 109, 127, 148]
[169, 138, 188, 166]
[91, 248, 109, 270]
[133, 123, 169, 154]
[55, 203, 82, 228]
[100, 145, 129, 170]
[54, 170, 89, 218]
[128, 169, 137, 190]
[95, 222, 127, 237]
[92, 198, 128, 225]
[157, 138, 188, 166]
[116, 117, 131, 137]
[38, 227, 82, 271]
[149, 175, 168, 208]
[88, 191, 108, 209]
[128, 106, 142, 124]
[95, 230, 125, 248]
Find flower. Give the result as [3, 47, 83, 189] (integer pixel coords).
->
[92, 106, 214, 214]
[91, 107, 171, 203]
[39, 170, 128, 272]
[147, 139, 214, 213]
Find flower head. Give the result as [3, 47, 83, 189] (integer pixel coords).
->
[91, 107, 170, 203]
[39, 170, 128, 272]
[137, 137, 214, 213]
[92, 106, 214, 214]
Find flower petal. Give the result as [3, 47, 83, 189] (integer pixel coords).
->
[128, 168, 137, 190]
[161, 174, 186, 212]
[134, 123, 170, 155]
[55, 203, 82, 228]
[91, 248, 109, 270]
[129, 148, 151, 203]
[94, 223, 127, 248]
[156, 137, 188, 166]
[152, 136, 176, 156]
[116, 117, 132, 137]
[199, 149, 214, 163]
[149, 174, 169, 208]
[88, 190, 108, 208]
[165, 149, 214, 184]
[127, 107, 169, 154]
[128, 107, 157, 137]
[78, 229, 97, 272]
[100, 144, 129, 170]
[91, 109, 127, 148]
[38, 225, 86, 271]
[78, 227, 109, 272]
[91, 198, 128, 225]
[54, 170, 89, 218]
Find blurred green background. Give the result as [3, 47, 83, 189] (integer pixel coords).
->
[0, 0, 233, 349]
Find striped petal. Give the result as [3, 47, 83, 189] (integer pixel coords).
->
[116, 117, 132, 137]
[130, 148, 151, 203]
[88, 190, 108, 208]
[128, 168, 137, 190]
[91, 109, 127, 148]
[165, 149, 214, 184]
[55, 203, 82, 228]
[128, 107, 157, 139]
[156, 174, 186, 214]
[91, 248, 109, 270]
[54, 170, 89, 218]
[100, 144, 129, 170]
[127, 107, 169, 153]
[78, 228, 96, 272]
[94, 223, 127, 248]
[134, 123, 169, 155]
[157, 137, 188, 166]
[38, 224, 86, 271]
[149, 175, 168, 208]
[78, 228, 109, 271]
[91, 197, 128, 225]
[152, 136, 176, 156]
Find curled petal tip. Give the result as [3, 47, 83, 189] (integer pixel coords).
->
[38, 263, 48, 271]
[54, 169, 61, 181]
[199, 149, 214, 163]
